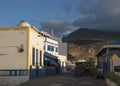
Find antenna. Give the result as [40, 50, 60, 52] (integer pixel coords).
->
[51, 28, 54, 37]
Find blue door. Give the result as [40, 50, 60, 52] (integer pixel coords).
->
[36, 49, 39, 77]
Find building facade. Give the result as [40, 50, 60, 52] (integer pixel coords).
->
[0, 21, 44, 85]
[50, 36, 67, 72]
[97, 41, 120, 76]
[43, 35, 60, 74]
[0, 21, 68, 85]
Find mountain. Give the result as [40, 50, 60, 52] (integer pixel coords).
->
[63, 28, 120, 45]
[63, 28, 120, 61]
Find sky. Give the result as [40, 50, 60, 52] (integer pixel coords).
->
[0, 0, 120, 36]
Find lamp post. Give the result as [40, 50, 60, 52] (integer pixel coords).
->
[89, 48, 95, 58]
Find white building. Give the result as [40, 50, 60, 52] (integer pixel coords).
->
[0, 21, 44, 86]
[42, 33, 61, 74]
[50, 36, 67, 72]
[0, 21, 67, 85]
[42, 30, 67, 73]
[44, 36, 59, 56]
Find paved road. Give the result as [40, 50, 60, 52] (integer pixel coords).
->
[20, 73, 107, 86]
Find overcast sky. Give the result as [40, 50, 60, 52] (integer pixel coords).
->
[0, 0, 120, 36]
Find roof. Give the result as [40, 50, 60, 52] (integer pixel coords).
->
[103, 41, 120, 48]
[97, 41, 120, 57]
[76, 59, 86, 62]
[44, 52, 58, 61]
[109, 41, 120, 45]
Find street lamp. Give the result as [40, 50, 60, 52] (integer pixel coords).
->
[89, 48, 95, 58]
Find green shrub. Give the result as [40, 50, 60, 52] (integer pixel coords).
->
[105, 72, 120, 86]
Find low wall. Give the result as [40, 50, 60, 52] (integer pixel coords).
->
[0, 76, 29, 86]
[115, 72, 120, 76]
[106, 78, 117, 86]
[0, 69, 29, 86]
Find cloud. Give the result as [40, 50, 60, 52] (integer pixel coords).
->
[73, 0, 120, 30]
[62, 1, 72, 14]
[39, 0, 120, 36]
[40, 20, 78, 36]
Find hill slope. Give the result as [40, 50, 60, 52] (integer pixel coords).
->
[63, 28, 120, 45]
[63, 28, 120, 60]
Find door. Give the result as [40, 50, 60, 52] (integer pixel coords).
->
[36, 49, 39, 77]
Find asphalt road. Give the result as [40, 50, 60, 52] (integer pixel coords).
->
[20, 73, 107, 86]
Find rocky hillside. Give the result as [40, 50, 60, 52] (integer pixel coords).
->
[63, 28, 120, 61]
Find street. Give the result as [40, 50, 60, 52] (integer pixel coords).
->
[20, 73, 107, 86]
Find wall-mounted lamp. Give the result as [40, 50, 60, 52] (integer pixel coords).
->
[38, 35, 41, 37]
[18, 44, 24, 53]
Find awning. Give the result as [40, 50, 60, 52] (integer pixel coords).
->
[44, 52, 58, 61]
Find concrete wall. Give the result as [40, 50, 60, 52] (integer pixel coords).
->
[0, 27, 29, 86]
[0, 76, 29, 86]
[58, 55, 67, 72]
[110, 54, 120, 72]
[50, 36, 67, 56]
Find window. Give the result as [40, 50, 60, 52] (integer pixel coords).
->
[40, 51, 42, 66]
[47, 45, 54, 52]
[56, 48, 58, 52]
[51, 47, 54, 51]
[47, 45, 51, 51]
[32, 48, 35, 66]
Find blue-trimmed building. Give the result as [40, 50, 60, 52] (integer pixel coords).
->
[97, 41, 120, 76]
[50, 36, 67, 73]
[43, 33, 61, 74]
[0, 21, 45, 85]
[0, 21, 67, 85]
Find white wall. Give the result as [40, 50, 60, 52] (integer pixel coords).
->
[0, 28, 29, 86]
[50, 36, 67, 56]
[50, 36, 67, 72]
[44, 37, 58, 56]
[58, 55, 67, 72]
[0, 29, 27, 69]
[29, 29, 44, 68]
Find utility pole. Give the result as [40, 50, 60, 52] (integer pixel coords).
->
[89, 48, 95, 58]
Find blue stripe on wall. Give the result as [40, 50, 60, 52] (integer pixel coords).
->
[0, 69, 28, 76]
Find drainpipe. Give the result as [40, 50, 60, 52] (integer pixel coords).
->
[106, 48, 110, 72]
